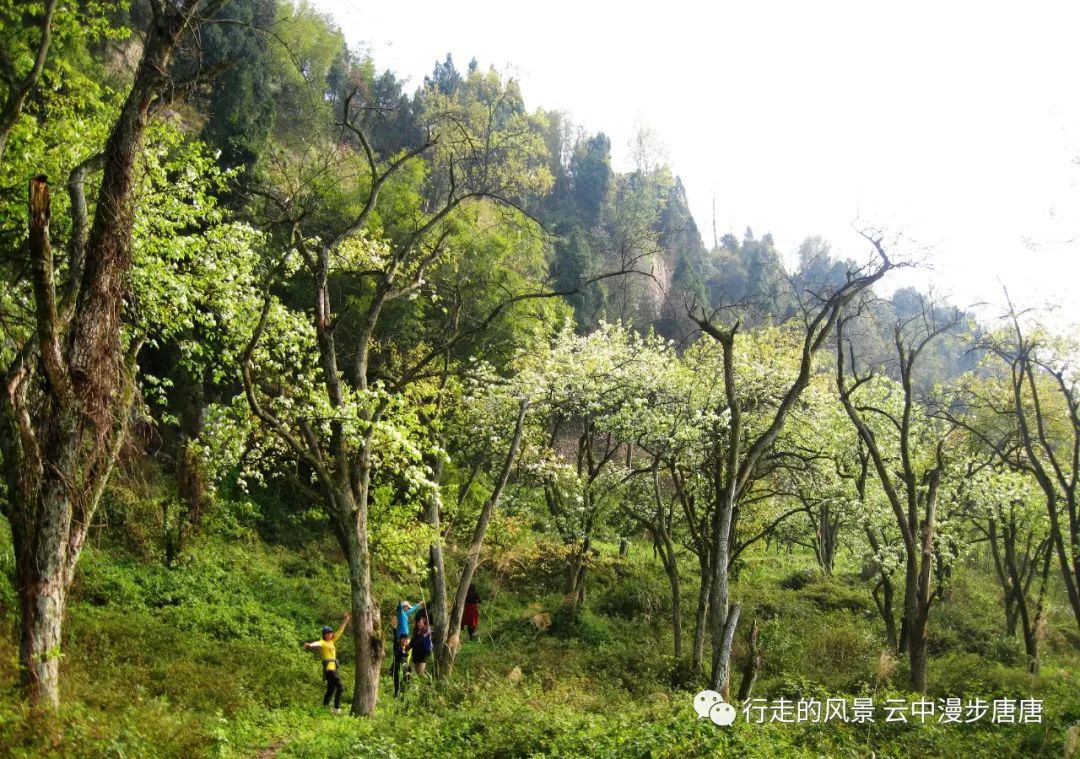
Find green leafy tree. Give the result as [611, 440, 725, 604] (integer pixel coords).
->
[0, 0, 233, 706]
[198, 0, 280, 172]
[240, 63, 554, 714]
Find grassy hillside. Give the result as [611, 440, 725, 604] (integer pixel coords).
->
[1, 507, 1078, 758]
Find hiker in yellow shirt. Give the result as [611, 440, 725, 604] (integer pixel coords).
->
[304, 611, 350, 712]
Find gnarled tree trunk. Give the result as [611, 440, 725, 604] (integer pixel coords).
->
[0, 8, 203, 702]
[736, 617, 762, 700]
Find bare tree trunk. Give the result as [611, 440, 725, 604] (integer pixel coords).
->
[870, 576, 899, 652]
[709, 482, 740, 697]
[649, 467, 683, 659]
[865, 526, 900, 651]
[837, 309, 952, 694]
[897, 523, 934, 693]
[692, 555, 710, 676]
[424, 456, 448, 669]
[574, 541, 589, 607]
[1006, 533, 1052, 676]
[669, 566, 683, 660]
[18, 580, 63, 706]
[998, 319, 1080, 633]
[881, 583, 897, 652]
[907, 517, 935, 694]
[10, 499, 66, 707]
[1005, 598, 1020, 637]
[1025, 541, 1053, 675]
[908, 619, 927, 691]
[341, 465, 382, 716]
[347, 559, 382, 715]
[988, 520, 1020, 635]
[657, 533, 683, 660]
[815, 504, 840, 576]
[736, 617, 762, 700]
[695, 247, 894, 695]
[1045, 497, 1080, 631]
[710, 601, 741, 699]
[566, 535, 590, 612]
[1016, 586, 1037, 676]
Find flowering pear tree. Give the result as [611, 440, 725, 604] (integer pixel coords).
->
[240, 66, 553, 714]
[951, 312, 1080, 634]
[959, 464, 1052, 672]
[513, 323, 672, 610]
[0, 0, 238, 705]
[836, 299, 964, 693]
[430, 364, 530, 673]
[690, 242, 893, 698]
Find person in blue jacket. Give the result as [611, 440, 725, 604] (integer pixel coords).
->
[395, 599, 424, 638]
[409, 615, 434, 676]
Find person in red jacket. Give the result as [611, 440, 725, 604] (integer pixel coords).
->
[463, 584, 481, 641]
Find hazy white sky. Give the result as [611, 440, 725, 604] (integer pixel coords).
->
[314, 0, 1080, 327]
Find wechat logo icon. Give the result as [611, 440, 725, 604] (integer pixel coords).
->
[694, 689, 737, 726]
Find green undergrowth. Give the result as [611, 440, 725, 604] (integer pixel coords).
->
[0, 525, 1078, 757]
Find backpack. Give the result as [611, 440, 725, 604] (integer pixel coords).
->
[418, 630, 434, 654]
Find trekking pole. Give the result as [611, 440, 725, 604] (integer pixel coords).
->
[418, 580, 439, 680]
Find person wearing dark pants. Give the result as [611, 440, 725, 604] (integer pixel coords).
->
[323, 666, 344, 709]
[304, 612, 350, 713]
[392, 633, 411, 697]
[410, 616, 434, 676]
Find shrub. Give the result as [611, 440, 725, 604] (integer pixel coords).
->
[597, 568, 666, 619]
[551, 603, 613, 645]
[780, 567, 819, 590]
